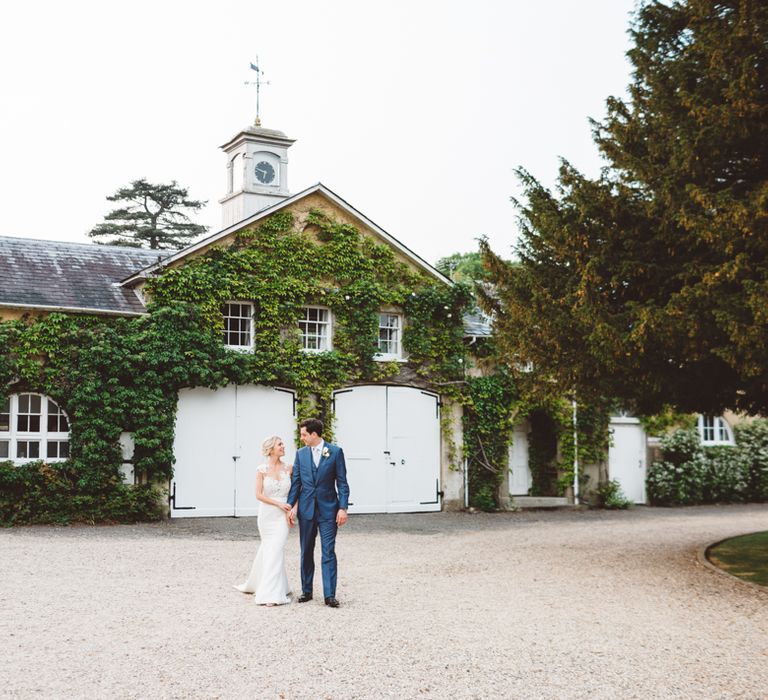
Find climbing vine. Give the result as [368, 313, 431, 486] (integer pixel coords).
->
[0, 209, 472, 523]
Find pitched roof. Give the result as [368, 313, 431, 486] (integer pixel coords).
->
[120, 183, 452, 286]
[0, 236, 168, 316]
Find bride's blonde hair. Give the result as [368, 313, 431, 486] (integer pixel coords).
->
[261, 435, 282, 457]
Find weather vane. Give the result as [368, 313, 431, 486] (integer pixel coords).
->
[245, 58, 270, 127]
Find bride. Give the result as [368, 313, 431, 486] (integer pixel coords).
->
[234, 435, 292, 605]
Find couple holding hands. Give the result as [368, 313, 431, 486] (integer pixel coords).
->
[235, 418, 350, 608]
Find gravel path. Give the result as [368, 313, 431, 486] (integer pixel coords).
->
[2, 504, 767, 699]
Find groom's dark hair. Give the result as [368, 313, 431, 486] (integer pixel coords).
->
[300, 417, 324, 437]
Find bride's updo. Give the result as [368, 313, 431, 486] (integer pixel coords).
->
[261, 435, 282, 457]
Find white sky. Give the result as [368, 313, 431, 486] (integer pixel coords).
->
[0, 0, 636, 265]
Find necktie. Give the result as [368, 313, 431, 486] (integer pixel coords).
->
[312, 446, 320, 468]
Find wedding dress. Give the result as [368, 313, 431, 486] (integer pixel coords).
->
[234, 465, 292, 605]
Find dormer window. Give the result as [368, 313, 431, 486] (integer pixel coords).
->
[376, 313, 403, 360]
[299, 306, 332, 352]
[0, 394, 70, 462]
[697, 415, 735, 446]
[222, 302, 254, 350]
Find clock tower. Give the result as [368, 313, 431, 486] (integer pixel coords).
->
[219, 122, 295, 228]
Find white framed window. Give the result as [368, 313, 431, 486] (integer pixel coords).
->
[299, 306, 332, 352]
[0, 393, 70, 463]
[222, 302, 254, 350]
[376, 312, 403, 360]
[697, 415, 735, 446]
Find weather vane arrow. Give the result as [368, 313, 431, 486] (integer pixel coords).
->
[245, 57, 270, 127]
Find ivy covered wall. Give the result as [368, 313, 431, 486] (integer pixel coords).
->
[0, 204, 473, 524]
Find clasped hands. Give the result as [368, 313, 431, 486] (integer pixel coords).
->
[283, 505, 348, 527]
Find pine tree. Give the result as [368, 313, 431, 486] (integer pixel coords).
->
[88, 179, 208, 250]
[481, 0, 768, 415]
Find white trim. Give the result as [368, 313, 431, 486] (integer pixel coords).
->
[697, 415, 735, 446]
[609, 416, 641, 425]
[298, 305, 333, 352]
[118, 183, 452, 287]
[222, 301, 255, 351]
[375, 312, 404, 361]
[0, 393, 70, 463]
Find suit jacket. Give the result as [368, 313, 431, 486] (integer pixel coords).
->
[287, 442, 350, 522]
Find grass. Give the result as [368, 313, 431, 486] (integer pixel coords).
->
[707, 531, 768, 588]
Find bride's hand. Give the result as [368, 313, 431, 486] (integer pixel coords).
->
[279, 502, 292, 512]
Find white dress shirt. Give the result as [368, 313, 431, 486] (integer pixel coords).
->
[311, 440, 325, 467]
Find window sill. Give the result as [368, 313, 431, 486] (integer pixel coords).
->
[374, 354, 407, 363]
[224, 345, 254, 353]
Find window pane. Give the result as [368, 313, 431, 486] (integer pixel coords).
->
[30, 395, 41, 413]
[17, 441, 40, 458]
[378, 314, 401, 355]
[18, 415, 28, 432]
[47, 441, 69, 459]
[222, 302, 252, 347]
[0, 441, 8, 459]
[18, 395, 28, 412]
[0, 412, 8, 432]
[29, 416, 40, 433]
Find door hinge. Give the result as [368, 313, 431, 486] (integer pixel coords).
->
[420, 479, 443, 505]
[169, 481, 196, 511]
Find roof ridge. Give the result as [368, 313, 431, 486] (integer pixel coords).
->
[0, 234, 170, 255]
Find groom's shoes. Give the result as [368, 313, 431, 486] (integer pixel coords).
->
[297, 592, 313, 603]
[324, 597, 340, 608]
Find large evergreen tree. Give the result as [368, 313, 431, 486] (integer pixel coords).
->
[88, 179, 208, 249]
[481, 0, 768, 415]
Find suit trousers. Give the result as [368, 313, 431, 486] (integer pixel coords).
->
[298, 515, 338, 598]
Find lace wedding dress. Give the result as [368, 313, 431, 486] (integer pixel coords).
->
[234, 465, 292, 605]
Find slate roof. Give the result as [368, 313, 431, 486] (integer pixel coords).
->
[0, 236, 168, 315]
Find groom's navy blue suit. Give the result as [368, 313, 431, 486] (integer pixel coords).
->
[287, 442, 350, 599]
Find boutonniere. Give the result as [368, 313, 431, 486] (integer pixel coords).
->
[322, 447, 330, 459]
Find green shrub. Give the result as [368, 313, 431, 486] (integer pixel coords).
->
[0, 460, 166, 525]
[701, 446, 748, 503]
[471, 481, 498, 512]
[734, 420, 768, 501]
[647, 422, 768, 506]
[595, 479, 632, 509]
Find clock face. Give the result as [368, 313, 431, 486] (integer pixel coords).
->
[254, 160, 276, 184]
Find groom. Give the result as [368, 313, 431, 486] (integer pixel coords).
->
[287, 418, 350, 608]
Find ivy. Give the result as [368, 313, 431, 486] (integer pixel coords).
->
[462, 373, 518, 510]
[1, 210, 472, 523]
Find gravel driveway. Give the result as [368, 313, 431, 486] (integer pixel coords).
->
[2, 504, 767, 699]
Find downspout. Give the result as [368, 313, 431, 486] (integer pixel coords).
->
[572, 397, 580, 505]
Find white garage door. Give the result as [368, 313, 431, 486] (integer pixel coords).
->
[171, 384, 296, 517]
[333, 385, 441, 513]
[508, 423, 532, 496]
[608, 417, 647, 504]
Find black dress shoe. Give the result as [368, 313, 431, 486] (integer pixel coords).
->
[324, 597, 340, 608]
[297, 592, 313, 603]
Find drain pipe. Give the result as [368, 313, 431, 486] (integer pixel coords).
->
[572, 397, 580, 505]
[463, 457, 469, 508]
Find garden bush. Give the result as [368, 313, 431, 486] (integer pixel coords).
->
[595, 479, 632, 509]
[647, 420, 768, 506]
[0, 460, 166, 525]
[734, 420, 768, 501]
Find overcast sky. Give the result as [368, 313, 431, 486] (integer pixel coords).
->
[0, 0, 637, 265]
